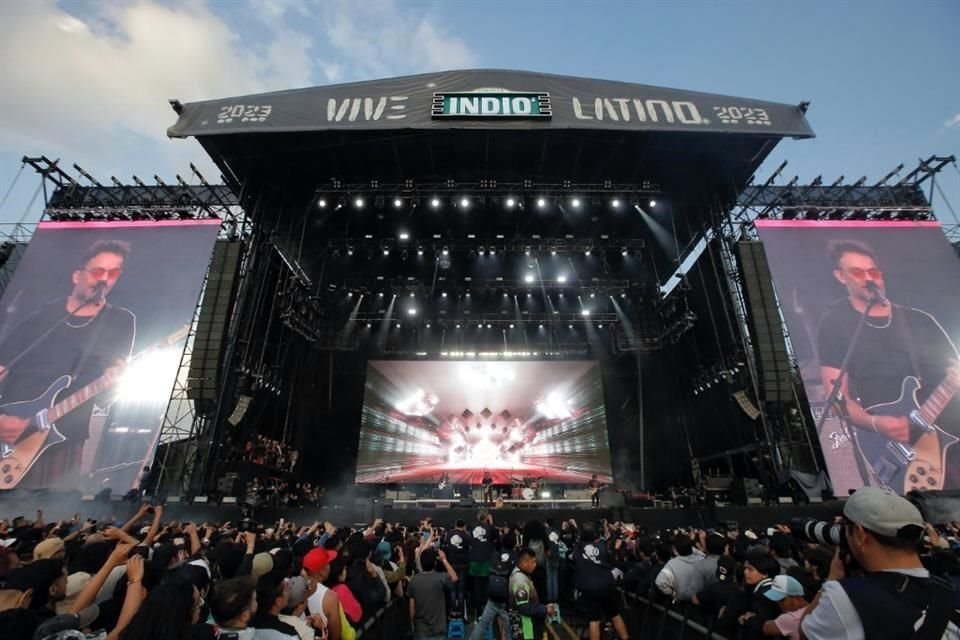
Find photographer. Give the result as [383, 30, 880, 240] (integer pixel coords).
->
[800, 487, 960, 639]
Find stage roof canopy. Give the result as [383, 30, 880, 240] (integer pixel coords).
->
[168, 69, 813, 191]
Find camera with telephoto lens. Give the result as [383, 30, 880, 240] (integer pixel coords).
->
[791, 518, 846, 547]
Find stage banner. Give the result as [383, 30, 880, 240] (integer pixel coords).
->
[0, 219, 220, 494]
[755, 220, 960, 496]
[355, 360, 613, 487]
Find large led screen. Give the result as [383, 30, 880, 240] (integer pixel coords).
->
[755, 220, 960, 495]
[0, 220, 220, 494]
[355, 360, 613, 484]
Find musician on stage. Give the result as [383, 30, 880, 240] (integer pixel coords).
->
[0, 240, 135, 488]
[816, 240, 960, 484]
[588, 473, 602, 508]
[481, 469, 494, 505]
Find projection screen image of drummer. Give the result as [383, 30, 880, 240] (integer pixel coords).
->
[354, 360, 613, 484]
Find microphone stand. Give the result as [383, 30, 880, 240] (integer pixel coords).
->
[814, 292, 885, 483]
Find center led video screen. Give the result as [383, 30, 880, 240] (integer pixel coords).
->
[354, 360, 613, 484]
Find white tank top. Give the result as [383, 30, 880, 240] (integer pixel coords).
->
[306, 582, 330, 626]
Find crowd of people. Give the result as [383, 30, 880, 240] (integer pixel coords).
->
[243, 478, 326, 509]
[1, 487, 958, 640]
[240, 436, 298, 473]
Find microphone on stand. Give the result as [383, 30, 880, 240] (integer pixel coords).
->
[865, 281, 887, 305]
[90, 282, 108, 306]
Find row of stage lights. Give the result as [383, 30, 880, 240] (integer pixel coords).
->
[362, 321, 613, 330]
[348, 289, 629, 298]
[346, 245, 638, 258]
[318, 195, 657, 211]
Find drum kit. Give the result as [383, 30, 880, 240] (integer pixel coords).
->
[509, 475, 546, 500]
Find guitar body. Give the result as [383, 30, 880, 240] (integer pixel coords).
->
[857, 376, 959, 493]
[0, 375, 71, 490]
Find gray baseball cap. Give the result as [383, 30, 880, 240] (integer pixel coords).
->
[843, 487, 924, 539]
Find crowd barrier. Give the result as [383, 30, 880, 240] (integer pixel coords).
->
[620, 589, 731, 640]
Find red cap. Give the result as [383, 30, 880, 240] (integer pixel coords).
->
[303, 548, 337, 574]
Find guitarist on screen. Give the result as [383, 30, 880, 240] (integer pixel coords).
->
[816, 239, 960, 490]
[0, 240, 135, 488]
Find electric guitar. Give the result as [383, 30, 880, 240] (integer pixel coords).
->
[855, 368, 960, 493]
[0, 325, 190, 489]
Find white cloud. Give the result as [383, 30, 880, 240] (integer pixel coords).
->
[945, 113, 960, 128]
[0, 0, 476, 195]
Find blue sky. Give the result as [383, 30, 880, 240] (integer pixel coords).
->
[1, 0, 958, 227]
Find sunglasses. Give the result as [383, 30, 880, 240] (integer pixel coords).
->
[843, 267, 882, 280]
[83, 267, 122, 279]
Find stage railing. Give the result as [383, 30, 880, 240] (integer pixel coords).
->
[620, 589, 732, 640]
[355, 596, 405, 639]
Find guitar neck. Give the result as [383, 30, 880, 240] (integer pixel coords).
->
[48, 374, 112, 423]
[919, 372, 960, 426]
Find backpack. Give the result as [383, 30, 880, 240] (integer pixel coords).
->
[488, 551, 515, 602]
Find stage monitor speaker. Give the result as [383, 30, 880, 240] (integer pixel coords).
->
[747, 497, 763, 505]
[599, 491, 625, 508]
[222, 497, 237, 504]
[187, 240, 242, 406]
[193, 496, 209, 504]
[457, 497, 475, 508]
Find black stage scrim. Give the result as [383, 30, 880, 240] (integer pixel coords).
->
[0, 220, 220, 494]
[756, 220, 960, 495]
[354, 360, 613, 484]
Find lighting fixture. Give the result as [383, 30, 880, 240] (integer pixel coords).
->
[611, 199, 621, 208]
[399, 232, 409, 240]
[581, 309, 590, 316]
[317, 198, 327, 208]
[382, 249, 390, 256]
[459, 197, 470, 208]
[557, 275, 567, 283]
[407, 308, 417, 315]
[442, 248, 449, 256]
[430, 198, 441, 209]
[354, 197, 364, 208]
[524, 273, 535, 283]
[393, 198, 403, 208]
[649, 199, 657, 207]
[571, 198, 581, 208]
[536, 198, 547, 209]
[505, 197, 516, 208]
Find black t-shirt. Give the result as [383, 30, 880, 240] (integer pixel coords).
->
[0, 300, 135, 441]
[469, 522, 496, 563]
[444, 528, 472, 568]
[696, 581, 740, 618]
[574, 538, 615, 591]
[816, 301, 960, 425]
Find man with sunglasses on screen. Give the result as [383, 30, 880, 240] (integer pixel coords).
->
[0, 240, 135, 488]
[816, 239, 960, 489]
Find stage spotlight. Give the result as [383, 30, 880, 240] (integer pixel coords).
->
[611, 199, 621, 209]
[509, 324, 515, 328]
[417, 248, 424, 256]
[524, 273, 535, 283]
[597, 324, 603, 329]
[584, 249, 591, 256]
[442, 291, 448, 298]
[503, 292, 508, 298]
[478, 323, 483, 328]
[558, 293, 564, 298]
[317, 198, 327, 208]
[460, 197, 470, 208]
[590, 292, 596, 298]
[581, 309, 590, 316]
[557, 275, 567, 283]
[408, 308, 417, 315]
[571, 198, 581, 208]
[393, 198, 403, 208]
[354, 197, 365, 208]
[568, 324, 574, 329]
[442, 248, 449, 256]
[649, 199, 657, 207]
[399, 232, 409, 240]
[479, 248, 486, 256]
[536, 197, 547, 209]
[487, 323, 492, 328]
[465, 292, 471, 297]
[430, 198, 441, 209]
[426, 323, 431, 328]
[378, 292, 384, 297]
[366, 323, 371, 328]
[489, 248, 496, 255]
[383, 249, 390, 256]
[538, 323, 544, 329]
[524, 248, 531, 256]
[347, 292, 353, 298]
[622, 248, 628, 256]
[456, 323, 461, 328]
[541, 490, 551, 498]
[621, 292, 626, 298]
[396, 323, 401, 328]
[526, 292, 532, 298]
[347, 248, 354, 256]
[409, 292, 415, 297]
[550, 250, 557, 256]
[506, 197, 516, 208]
